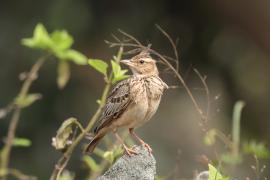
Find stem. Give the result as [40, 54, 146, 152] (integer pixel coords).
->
[0, 55, 48, 180]
[18, 56, 47, 98]
[0, 168, 37, 180]
[232, 100, 245, 156]
[214, 129, 233, 148]
[88, 159, 109, 180]
[0, 108, 21, 178]
[50, 79, 111, 180]
[50, 47, 123, 180]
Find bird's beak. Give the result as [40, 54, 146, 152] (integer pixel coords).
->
[120, 59, 132, 66]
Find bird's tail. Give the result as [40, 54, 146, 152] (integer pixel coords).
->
[84, 132, 105, 154]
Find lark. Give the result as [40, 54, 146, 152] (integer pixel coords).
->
[85, 50, 168, 155]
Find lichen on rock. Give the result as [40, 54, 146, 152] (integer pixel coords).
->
[98, 145, 156, 180]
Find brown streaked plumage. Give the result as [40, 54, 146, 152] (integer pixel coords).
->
[85, 50, 168, 155]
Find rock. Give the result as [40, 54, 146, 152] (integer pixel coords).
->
[98, 145, 156, 180]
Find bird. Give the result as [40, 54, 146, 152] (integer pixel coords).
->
[85, 50, 168, 155]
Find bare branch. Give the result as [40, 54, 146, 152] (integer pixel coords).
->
[155, 24, 180, 72]
[118, 29, 142, 46]
[111, 34, 121, 43]
[193, 68, 210, 131]
[123, 48, 142, 55]
[0, 168, 37, 180]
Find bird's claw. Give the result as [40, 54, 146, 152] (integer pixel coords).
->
[123, 145, 138, 156]
[132, 143, 152, 154]
[142, 143, 152, 154]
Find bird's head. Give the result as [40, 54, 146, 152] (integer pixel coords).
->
[120, 51, 158, 76]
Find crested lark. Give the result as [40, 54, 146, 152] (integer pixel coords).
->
[85, 50, 168, 155]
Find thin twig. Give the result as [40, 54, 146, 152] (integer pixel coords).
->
[155, 24, 180, 72]
[0, 103, 15, 120]
[149, 47, 205, 118]
[0, 168, 37, 180]
[0, 108, 21, 180]
[168, 85, 181, 89]
[162, 55, 178, 63]
[111, 34, 121, 43]
[118, 29, 142, 46]
[122, 48, 142, 55]
[193, 68, 210, 131]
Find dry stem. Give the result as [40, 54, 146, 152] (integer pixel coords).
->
[0, 168, 37, 180]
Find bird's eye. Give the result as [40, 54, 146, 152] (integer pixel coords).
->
[139, 60, 145, 64]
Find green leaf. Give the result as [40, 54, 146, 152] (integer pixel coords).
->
[34, 24, 51, 43]
[243, 141, 270, 158]
[111, 60, 129, 83]
[112, 73, 129, 83]
[203, 129, 216, 146]
[50, 30, 73, 51]
[112, 145, 124, 159]
[111, 60, 121, 77]
[221, 153, 242, 165]
[52, 117, 79, 150]
[21, 23, 89, 67]
[83, 156, 101, 172]
[15, 93, 42, 108]
[103, 151, 114, 164]
[88, 59, 108, 76]
[60, 49, 87, 65]
[21, 38, 37, 48]
[96, 99, 101, 105]
[12, 137, 31, 147]
[208, 164, 229, 180]
[102, 146, 123, 164]
[57, 61, 70, 89]
[22, 23, 52, 49]
[59, 170, 75, 180]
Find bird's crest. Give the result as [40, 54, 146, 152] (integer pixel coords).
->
[133, 48, 151, 60]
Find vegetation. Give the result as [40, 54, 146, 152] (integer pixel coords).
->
[0, 23, 269, 180]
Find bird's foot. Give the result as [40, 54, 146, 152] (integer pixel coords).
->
[132, 142, 152, 154]
[123, 144, 138, 156]
[128, 128, 152, 154]
[142, 142, 152, 154]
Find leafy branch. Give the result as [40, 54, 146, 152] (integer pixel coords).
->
[0, 55, 48, 180]
[0, 23, 87, 180]
[50, 47, 128, 180]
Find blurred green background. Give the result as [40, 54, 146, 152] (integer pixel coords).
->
[1, 0, 270, 179]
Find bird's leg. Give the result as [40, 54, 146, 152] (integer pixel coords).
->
[113, 130, 138, 156]
[129, 128, 152, 153]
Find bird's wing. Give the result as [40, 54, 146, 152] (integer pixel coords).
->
[94, 79, 132, 133]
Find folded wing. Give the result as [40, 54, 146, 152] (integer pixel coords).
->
[94, 79, 132, 134]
